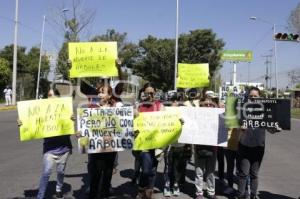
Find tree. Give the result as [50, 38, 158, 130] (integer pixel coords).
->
[133, 29, 225, 91]
[134, 36, 175, 91]
[0, 58, 11, 96]
[178, 29, 225, 77]
[26, 47, 50, 97]
[288, 2, 300, 33]
[0, 45, 50, 99]
[54, 0, 96, 80]
[91, 29, 139, 69]
[0, 44, 28, 73]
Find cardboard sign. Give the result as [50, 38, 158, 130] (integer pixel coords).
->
[133, 110, 182, 150]
[17, 97, 74, 141]
[77, 106, 134, 153]
[177, 63, 210, 88]
[177, 107, 227, 147]
[69, 42, 118, 78]
[240, 98, 291, 130]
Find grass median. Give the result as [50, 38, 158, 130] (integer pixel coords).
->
[0, 105, 17, 111]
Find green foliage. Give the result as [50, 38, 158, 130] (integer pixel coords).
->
[134, 36, 175, 91]
[133, 29, 225, 91]
[288, 2, 300, 33]
[178, 29, 225, 76]
[0, 45, 28, 73]
[57, 42, 69, 80]
[91, 29, 139, 69]
[0, 44, 50, 99]
[296, 83, 300, 89]
[0, 58, 11, 95]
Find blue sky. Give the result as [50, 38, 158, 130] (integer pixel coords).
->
[0, 0, 299, 89]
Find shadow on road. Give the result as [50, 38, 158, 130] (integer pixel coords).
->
[23, 181, 72, 198]
[67, 173, 89, 199]
[258, 191, 296, 199]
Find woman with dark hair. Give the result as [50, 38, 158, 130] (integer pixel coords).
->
[235, 87, 280, 199]
[135, 82, 165, 199]
[87, 83, 123, 199]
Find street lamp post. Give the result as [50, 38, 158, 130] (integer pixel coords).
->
[250, 16, 279, 98]
[36, 15, 46, 99]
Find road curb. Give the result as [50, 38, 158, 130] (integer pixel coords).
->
[0, 106, 17, 111]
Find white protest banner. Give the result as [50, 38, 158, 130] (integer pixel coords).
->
[77, 106, 134, 153]
[177, 107, 227, 147]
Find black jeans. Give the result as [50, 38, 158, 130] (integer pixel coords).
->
[225, 149, 238, 187]
[164, 146, 186, 188]
[237, 143, 265, 197]
[139, 150, 158, 189]
[217, 147, 225, 180]
[89, 152, 117, 199]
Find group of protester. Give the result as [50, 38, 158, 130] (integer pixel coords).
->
[17, 77, 278, 199]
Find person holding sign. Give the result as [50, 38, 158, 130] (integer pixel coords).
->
[235, 87, 280, 199]
[194, 90, 219, 199]
[86, 84, 123, 199]
[135, 82, 165, 199]
[162, 92, 186, 197]
[17, 89, 74, 199]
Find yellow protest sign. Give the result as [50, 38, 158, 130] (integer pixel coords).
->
[17, 97, 75, 141]
[68, 42, 118, 78]
[176, 63, 210, 88]
[133, 110, 182, 150]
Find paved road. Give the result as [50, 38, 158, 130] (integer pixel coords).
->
[0, 110, 299, 199]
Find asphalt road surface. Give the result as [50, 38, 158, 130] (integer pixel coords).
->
[0, 110, 299, 199]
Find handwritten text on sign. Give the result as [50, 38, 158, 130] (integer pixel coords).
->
[17, 97, 74, 141]
[133, 110, 182, 151]
[177, 107, 227, 147]
[69, 42, 118, 78]
[77, 106, 134, 153]
[176, 63, 210, 88]
[240, 98, 291, 130]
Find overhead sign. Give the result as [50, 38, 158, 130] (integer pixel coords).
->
[176, 63, 210, 88]
[221, 50, 253, 62]
[68, 42, 118, 78]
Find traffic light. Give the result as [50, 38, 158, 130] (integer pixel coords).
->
[274, 32, 299, 42]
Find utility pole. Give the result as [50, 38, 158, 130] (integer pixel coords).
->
[174, 0, 179, 91]
[12, 0, 19, 105]
[262, 54, 272, 93]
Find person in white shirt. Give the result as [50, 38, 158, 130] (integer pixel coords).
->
[3, 86, 12, 106]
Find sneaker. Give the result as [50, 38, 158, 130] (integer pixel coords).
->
[172, 186, 180, 196]
[163, 187, 171, 197]
[250, 195, 258, 199]
[223, 186, 235, 195]
[195, 195, 204, 199]
[55, 191, 63, 198]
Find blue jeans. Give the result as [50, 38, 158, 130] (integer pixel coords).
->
[139, 151, 158, 189]
[37, 152, 70, 199]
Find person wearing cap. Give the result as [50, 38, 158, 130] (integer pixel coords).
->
[194, 90, 219, 199]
